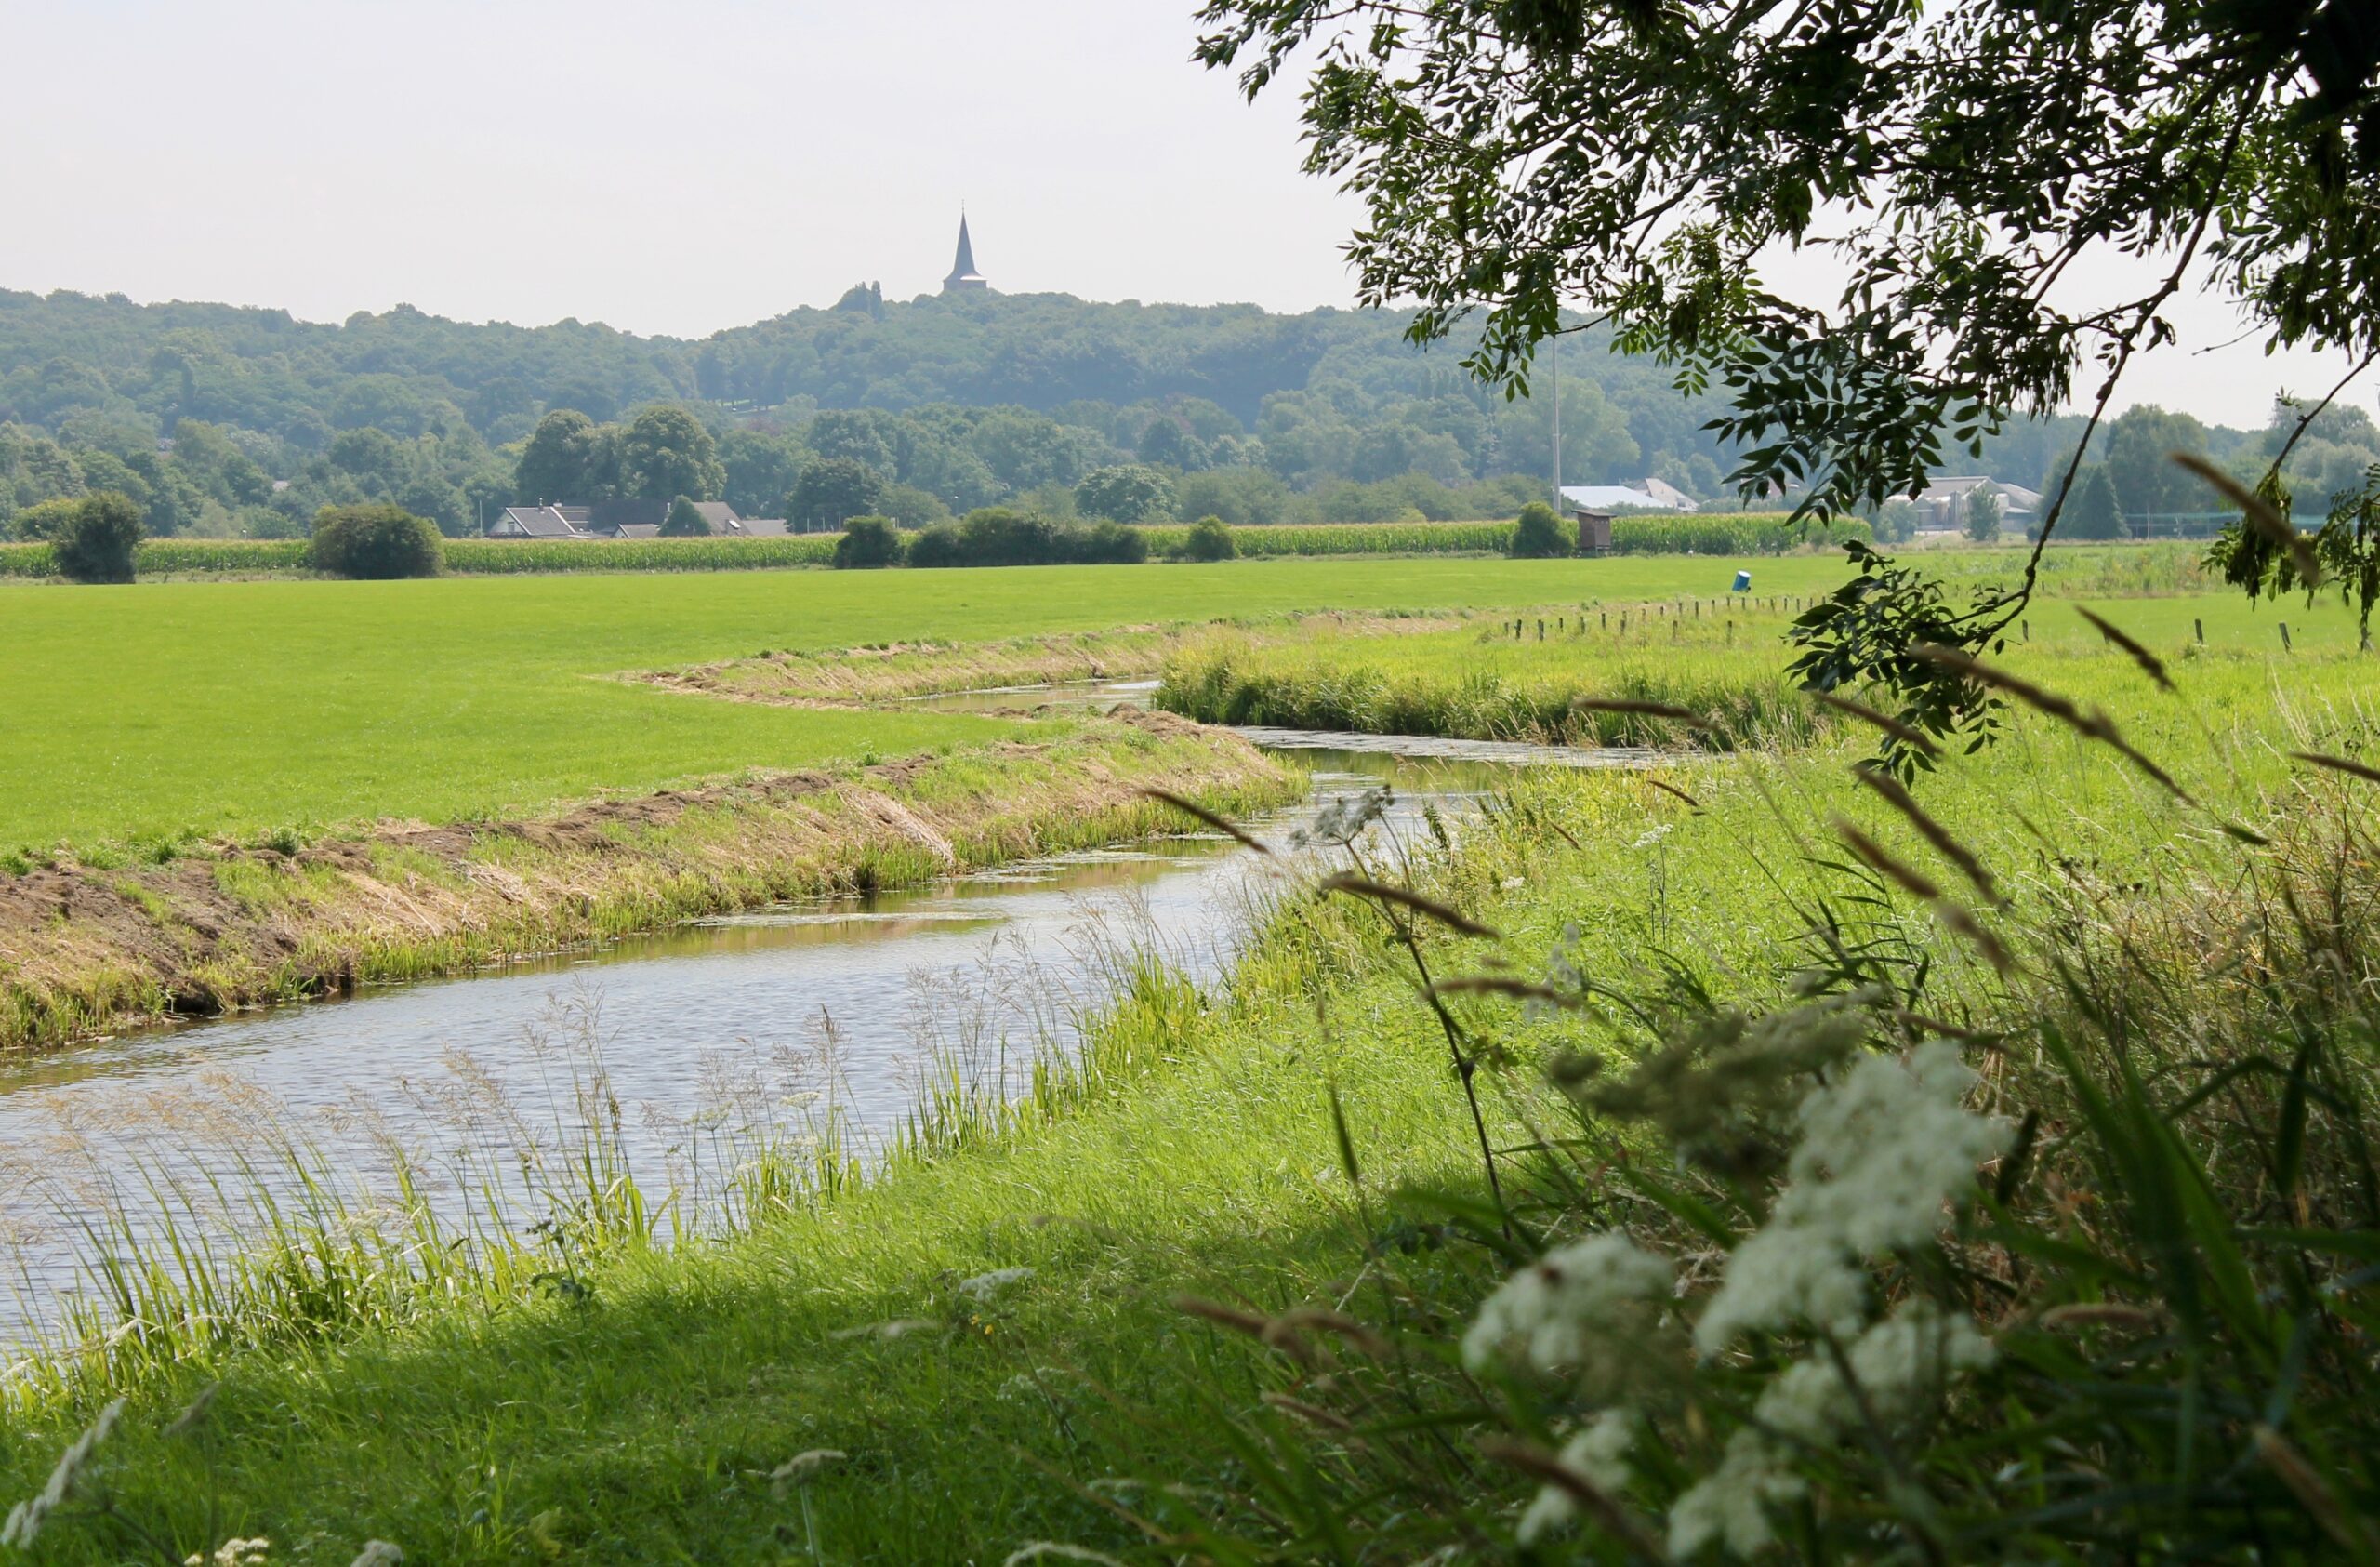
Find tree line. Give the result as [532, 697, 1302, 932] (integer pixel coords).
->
[7, 288, 2371, 544]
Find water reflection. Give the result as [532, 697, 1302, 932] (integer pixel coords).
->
[0, 755, 1489, 1344]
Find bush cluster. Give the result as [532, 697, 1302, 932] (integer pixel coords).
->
[1176, 515, 1238, 562]
[880, 509, 1150, 570]
[47, 491, 146, 584]
[1506, 500, 1571, 558]
[833, 516, 903, 569]
[309, 505, 444, 579]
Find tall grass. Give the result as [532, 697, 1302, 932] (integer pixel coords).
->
[1043, 627, 2380, 1563]
[1157, 610, 1835, 749]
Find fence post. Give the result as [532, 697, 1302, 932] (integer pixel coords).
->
[2281, 622, 2294, 652]
[2194, 618, 2204, 644]
[1537, 618, 1545, 641]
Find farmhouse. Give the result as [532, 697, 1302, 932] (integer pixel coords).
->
[1919, 476, 2041, 531]
[1557, 480, 1694, 514]
[487, 501, 788, 539]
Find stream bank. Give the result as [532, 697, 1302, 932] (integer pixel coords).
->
[0, 711, 1296, 1052]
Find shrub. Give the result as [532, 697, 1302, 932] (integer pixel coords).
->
[1075, 519, 1149, 564]
[659, 497, 711, 537]
[956, 507, 1068, 565]
[1179, 515, 1238, 562]
[52, 491, 146, 584]
[906, 522, 964, 569]
[1507, 500, 1571, 558]
[309, 504, 443, 579]
[834, 515, 904, 569]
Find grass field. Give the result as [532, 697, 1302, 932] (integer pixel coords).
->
[4, 553, 1903, 852]
[5, 582, 2374, 1560]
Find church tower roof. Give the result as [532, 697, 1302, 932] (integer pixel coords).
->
[943, 212, 988, 293]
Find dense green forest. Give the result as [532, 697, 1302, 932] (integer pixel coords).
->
[3, 286, 2373, 539]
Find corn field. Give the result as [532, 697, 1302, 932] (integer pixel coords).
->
[1611, 511, 1866, 554]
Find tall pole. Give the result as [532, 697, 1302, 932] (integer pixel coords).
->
[1549, 322, 1562, 509]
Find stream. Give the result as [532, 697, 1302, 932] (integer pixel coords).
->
[0, 713, 1658, 1350]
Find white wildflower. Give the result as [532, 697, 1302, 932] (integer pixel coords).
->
[1501, 876, 1527, 891]
[957, 1267, 1034, 1302]
[1785, 1040, 2005, 1255]
[1, 1397, 125, 1547]
[1668, 1428, 1804, 1558]
[185, 1540, 271, 1567]
[1632, 825, 1673, 850]
[1515, 1409, 1639, 1543]
[1461, 1232, 1673, 1390]
[348, 1547, 403, 1567]
[1697, 1042, 2005, 1351]
[1669, 1305, 1994, 1557]
[1698, 1227, 1870, 1347]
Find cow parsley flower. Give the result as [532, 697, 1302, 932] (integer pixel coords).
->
[1669, 1305, 1994, 1558]
[1515, 1409, 1640, 1543]
[1697, 1041, 2005, 1351]
[1462, 1232, 1673, 1390]
[1668, 1427, 1804, 1559]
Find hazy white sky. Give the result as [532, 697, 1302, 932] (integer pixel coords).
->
[1, 0, 2364, 432]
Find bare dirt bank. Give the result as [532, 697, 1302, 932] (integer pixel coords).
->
[0, 712, 1295, 1051]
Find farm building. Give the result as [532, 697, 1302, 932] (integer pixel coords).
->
[487, 501, 788, 538]
[1918, 476, 2041, 531]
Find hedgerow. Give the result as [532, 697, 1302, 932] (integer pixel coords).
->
[0, 513, 1871, 583]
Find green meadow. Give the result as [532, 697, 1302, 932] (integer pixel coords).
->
[5, 578, 2373, 1562]
[3, 552, 1889, 851]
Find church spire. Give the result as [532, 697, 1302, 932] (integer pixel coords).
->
[943, 211, 988, 293]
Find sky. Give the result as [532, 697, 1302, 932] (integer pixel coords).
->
[1, 0, 2365, 433]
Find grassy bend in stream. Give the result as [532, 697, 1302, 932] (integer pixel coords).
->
[1156, 604, 1835, 750]
[0, 712, 1295, 1050]
[1151, 557, 2318, 751]
[4, 605, 2376, 1561]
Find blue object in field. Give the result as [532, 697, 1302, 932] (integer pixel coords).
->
[1732, 570, 1752, 592]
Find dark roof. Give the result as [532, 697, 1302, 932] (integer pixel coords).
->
[492, 505, 585, 538]
[611, 523, 662, 539]
[721, 516, 788, 537]
[588, 498, 670, 530]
